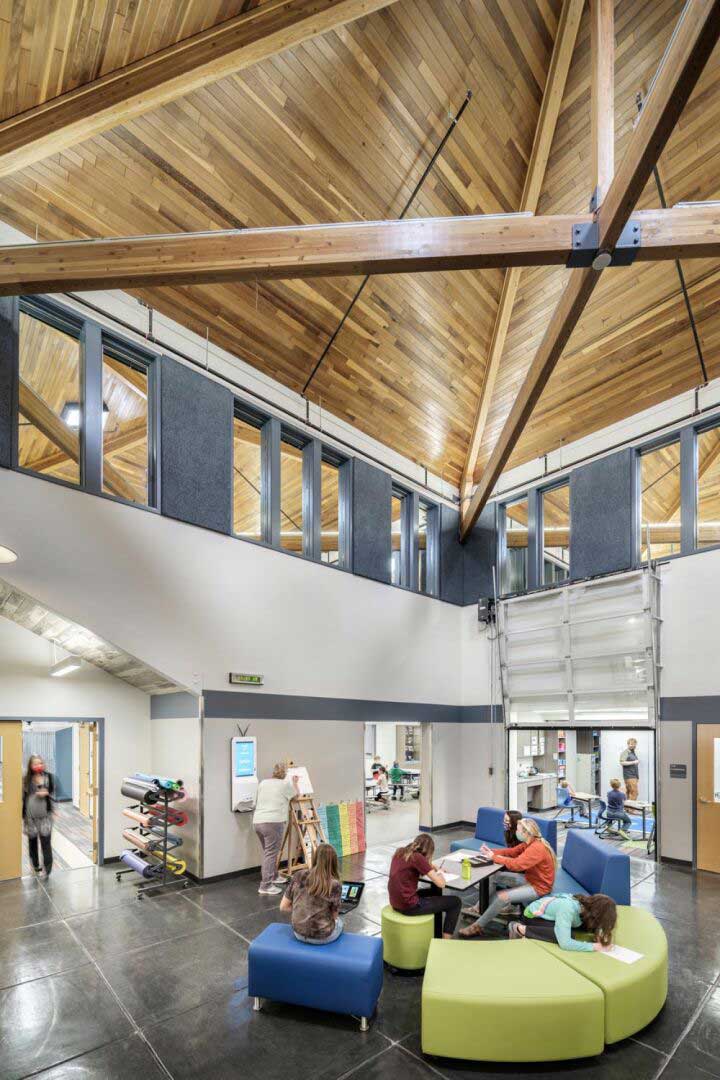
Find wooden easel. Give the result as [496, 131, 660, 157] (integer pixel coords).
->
[278, 795, 326, 875]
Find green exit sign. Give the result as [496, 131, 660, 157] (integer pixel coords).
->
[229, 673, 264, 686]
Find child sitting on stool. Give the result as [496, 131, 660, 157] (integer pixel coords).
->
[280, 843, 343, 944]
[605, 778, 633, 838]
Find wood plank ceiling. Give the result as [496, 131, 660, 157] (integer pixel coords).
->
[0, 0, 719, 497]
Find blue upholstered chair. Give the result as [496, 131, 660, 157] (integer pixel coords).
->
[450, 806, 558, 854]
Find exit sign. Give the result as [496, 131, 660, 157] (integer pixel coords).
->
[229, 673, 264, 686]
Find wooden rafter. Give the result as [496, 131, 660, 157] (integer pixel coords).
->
[461, 0, 720, 541]
[591, 0, 615, 206]
[18, 379, 137, 502]
[459, 0, 584, 504]
[2, 206, 720, 296]
[0, 0, 399, 180]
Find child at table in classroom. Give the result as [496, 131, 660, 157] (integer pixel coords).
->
[606, 778, 633, 838]
[558, 779, 589, 819]
[374, 766, 391, 808]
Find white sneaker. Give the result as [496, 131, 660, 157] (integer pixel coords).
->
[258, 885, 281, 896]
[273, 876, 288, 885]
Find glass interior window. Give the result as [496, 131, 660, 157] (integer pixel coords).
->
[418, 503, 428, 592]
[640, 442, 680, 561]
[391, 494, 404, 584]
[321, 459, 340, 565]
[233, 417, 262, 540]
[697, 427, 720, 549]
[18, 312, 82, 485]
[280, 437, 304, 551]
[503, 496, 529, 593]
[542, 484, 570, 584]
[102, 353, 149, 505]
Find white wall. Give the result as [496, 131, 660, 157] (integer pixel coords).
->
[202, 717, 365, 879]
[0, 468, 462, 704]
[460, 607, 495, 706]
[660, 550, 720, 696]
[0, 618, 150, 859]
[599, 730, 655, 803]
[459, 722, 505, 822]
[150, 715, 201, 877]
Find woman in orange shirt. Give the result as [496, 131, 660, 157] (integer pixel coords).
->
[460, 818, 556, 939]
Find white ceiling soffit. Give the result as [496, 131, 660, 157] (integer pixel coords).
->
[0, 577, 182, 695]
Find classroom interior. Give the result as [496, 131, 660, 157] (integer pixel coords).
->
[1, 0, 720, 1077]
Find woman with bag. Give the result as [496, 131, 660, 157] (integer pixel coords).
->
[22, 755, 56, 878]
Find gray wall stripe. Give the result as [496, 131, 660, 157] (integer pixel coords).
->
[202, 691, 497, 723]
[151, 691, 201, 719]
[660, 697, 720, 722]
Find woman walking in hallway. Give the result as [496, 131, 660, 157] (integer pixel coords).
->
[253, 763, 299, 895]
[22, 755, 55, 878]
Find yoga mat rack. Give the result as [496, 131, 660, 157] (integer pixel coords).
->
[116, 773, 190, 897]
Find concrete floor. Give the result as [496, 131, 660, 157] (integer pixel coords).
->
[1, 829, 718, 1080]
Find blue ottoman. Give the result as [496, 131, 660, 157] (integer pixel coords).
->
[248, 923, 383, 1030]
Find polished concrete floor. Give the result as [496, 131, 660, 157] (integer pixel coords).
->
[1, 827, 719, 1080]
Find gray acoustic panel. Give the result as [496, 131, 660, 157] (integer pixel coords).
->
[0, 297, 18, 469]
[160, 356, 233, 534]
[439, 504, 464, 605]
[351, 457, 392, 583]
[570, 448, 635, 579]
[463, 502, 497, 605]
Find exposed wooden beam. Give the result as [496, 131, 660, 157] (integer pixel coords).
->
[461, 0, 720, 542]
[18, 380, 138, 501]
[0, 0, 399, 180]
[459, 0, 584, 505]
[3, 205, 720, 296]
[25, 416, 147, 475]
[591, 0, 615, 206]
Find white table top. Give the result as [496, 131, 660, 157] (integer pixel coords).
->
[435, 850, 501, 891]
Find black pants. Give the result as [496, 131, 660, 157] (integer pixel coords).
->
[28, 832, 53, 873]
[405, 883, 461, 937]
[391, 784, 404, 799]
[517, 916, 580, 944]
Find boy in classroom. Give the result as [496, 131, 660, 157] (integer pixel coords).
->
[558, 778, 588, 819]
[389, 761, 406, 800]
[606, 778, 633, 839]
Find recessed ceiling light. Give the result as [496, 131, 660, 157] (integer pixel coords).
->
[0, 545, 18, 563]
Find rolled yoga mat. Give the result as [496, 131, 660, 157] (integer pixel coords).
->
[122, 807, 153, 828]
[123, 828, 152, 851]
[120, 849, 161, 879]
[133, 771, 183, 791]
[121, 779, 160, 805]
[146, 806, 188, 827]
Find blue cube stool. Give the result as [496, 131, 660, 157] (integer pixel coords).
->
[248, 923, 383, 1030]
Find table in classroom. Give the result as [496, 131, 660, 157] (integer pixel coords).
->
[625, 799, 653, 839]
[571, 791, 601, 828]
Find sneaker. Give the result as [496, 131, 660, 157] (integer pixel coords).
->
[272, 876, 288, 885]
[258, 885, 282, 896]
[619, 830, 632, 840]
[508, 921, 523, 939]
[462, 904, 480, 918]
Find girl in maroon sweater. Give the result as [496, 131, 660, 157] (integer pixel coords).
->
[388, 834, 461, 938]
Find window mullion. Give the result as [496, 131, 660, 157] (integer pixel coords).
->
[82, 319, 103, 495]
[261, 416, 281, 546]
[303, 438, 322, 560]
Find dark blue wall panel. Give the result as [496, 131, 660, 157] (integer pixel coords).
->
[54, 727, 73, 801]
[439, 504, 464, 605]
[351, 458, 391, 583]
[570, 447, 635, 579]
[160, 356, 233, 534]
[0, 297, 18, 469]
[463, 502, 497, 604]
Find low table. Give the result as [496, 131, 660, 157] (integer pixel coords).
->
[436, 849, 501, 915]
[624, 799, 652, 839]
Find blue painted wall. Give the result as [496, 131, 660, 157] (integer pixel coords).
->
[54, 727, 73, 801]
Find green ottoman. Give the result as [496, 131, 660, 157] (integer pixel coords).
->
[381, 905, 434, 970]
[421, 939, 605, 1062]
[534, 906, 668, 1043]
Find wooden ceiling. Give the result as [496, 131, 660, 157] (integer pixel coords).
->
[1, 0, 720, 497]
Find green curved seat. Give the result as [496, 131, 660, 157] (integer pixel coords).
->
[381, 905, 434, 970]
[420, 908, 668, 1062]
[534, 905, 668, 1043]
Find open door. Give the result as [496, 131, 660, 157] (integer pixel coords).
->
[697, 724, 720, 873]
[78, 721, 99, 864]
[0, 722, 23, 881]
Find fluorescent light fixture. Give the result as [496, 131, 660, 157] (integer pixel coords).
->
[50, 655, 82, 678]
[61, 402, 109, 428]
[0, 545, 17, 563]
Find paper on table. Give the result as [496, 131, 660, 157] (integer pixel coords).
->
[604, 944, 643, 964]
[440, 872, 459, 882]
[441, 851, 476, 863]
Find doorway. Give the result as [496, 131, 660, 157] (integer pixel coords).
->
[21, 720, 99, 874]
[507, 726, 657, 860]
[697, 723, 720, 873]
[364, 722, 421, 846]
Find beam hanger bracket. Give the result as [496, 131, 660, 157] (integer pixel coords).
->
[567, 218, 641, 268]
